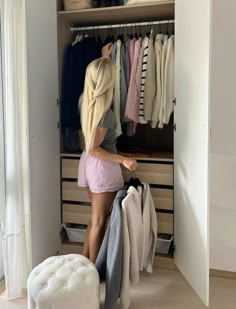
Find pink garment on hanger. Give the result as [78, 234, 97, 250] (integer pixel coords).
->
[125, 38, 142, 132]
[129, 38, 137, 72]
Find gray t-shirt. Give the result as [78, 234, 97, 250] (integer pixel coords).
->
[98, 108, 117, 153]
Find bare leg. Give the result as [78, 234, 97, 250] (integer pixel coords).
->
[82, 188, 92, 258]
[89, 191, 116, 263]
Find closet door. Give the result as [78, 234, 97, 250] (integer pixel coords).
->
[25, 0, 60, 268]
[174, 0, 210, 306]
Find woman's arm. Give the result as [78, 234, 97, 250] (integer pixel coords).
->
[88, 128, 137, 171]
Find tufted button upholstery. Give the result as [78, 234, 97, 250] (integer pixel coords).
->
[27, 254, 100, 309]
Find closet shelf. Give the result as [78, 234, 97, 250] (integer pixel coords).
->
[58, 1, 175, 25]
[61, 152, 174, 162]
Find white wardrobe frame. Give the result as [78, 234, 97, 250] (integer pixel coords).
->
[24, 0, 216, 306]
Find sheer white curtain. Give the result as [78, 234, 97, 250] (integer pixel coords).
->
[0, 0, 31, 299]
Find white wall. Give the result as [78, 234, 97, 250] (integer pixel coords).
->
[24, 0, 61, 267]
[210, 0, 236, 271]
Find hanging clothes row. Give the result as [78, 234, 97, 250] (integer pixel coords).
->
[110, 27, 175, 136]
[60, 21, 174, 151]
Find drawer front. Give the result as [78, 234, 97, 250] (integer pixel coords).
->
[62, 159, 79, 179]
[62, 159, 173, 186]
[121, 162, 173, 186]
[157, 213, 173, 234]
[61, 243, 83, 255]
[150, 188, 173, 211]
[63, 203, 173, 234]
[62, 182, 90, 203]
[62, 181, 173, 211]
[63, 204, 91, 225]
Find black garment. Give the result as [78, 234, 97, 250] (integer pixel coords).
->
[60, 37, 101, 131]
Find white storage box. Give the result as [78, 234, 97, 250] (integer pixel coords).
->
[64, 223, 87, 243]
[156, 233, 173, 254]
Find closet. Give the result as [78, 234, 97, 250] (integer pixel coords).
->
[24, 0, 212, 307]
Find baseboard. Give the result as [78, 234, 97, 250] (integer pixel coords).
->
[210, 269, 236, 280]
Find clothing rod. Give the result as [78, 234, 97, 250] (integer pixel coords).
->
[70, 19, 175, 32]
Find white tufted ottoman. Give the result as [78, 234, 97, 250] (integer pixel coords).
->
[27, 254, 100, 309]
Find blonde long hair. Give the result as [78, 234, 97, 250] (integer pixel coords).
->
[80, 57, 116, 151]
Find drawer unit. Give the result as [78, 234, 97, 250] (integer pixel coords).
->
[63, 204, 91, 225]
[62, 182, 90, 203]
[121, 162, 173, 186]
[63, 203, 173, 234]
[61, 156, 174, 267]
[62, 159, 79, 179]
[156, 213, 174, 234]
[62, 181, 173, 211]
[62, 159, 173, 186]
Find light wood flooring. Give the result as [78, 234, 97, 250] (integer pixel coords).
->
[0, 269, 236, 309]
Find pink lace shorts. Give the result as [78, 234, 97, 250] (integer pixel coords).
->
[78, 151, 124, 193]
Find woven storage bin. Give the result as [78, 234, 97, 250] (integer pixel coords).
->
[64, 0, 92, 10]
[155, 233, 173, 254]
[64, 223, 87, 243]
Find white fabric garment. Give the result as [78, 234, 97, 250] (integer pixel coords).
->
[151, 33, 164, 128]
[0, 0, 31, 299]
[158, 34, 169, 128]
[114, 39, 122, 137]
[120, 184, 157, 309]
[141, 183, 158, 272]
[144, 30, 156, 121]
[163, 35, 175, 124]
[120, 186, 143, 309]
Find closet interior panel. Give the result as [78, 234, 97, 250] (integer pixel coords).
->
[57, 0, 176, 269]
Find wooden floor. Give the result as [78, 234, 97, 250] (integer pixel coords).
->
[0, 269, 236, 309]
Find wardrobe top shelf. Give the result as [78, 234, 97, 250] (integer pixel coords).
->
[61, 152, 174, 162]
[57, 1, 175, 25]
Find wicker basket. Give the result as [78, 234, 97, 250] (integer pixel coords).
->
[64, 0, 92, 10]
[64, 223, 87, 243]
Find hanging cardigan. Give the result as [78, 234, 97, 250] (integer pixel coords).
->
[137, 36, 149, 124]
[158, 34, 169, 128]
[120, 40, 130, 123]
[120, 184, 157, 309]
[111, 41, 122, 137]
[151, 33, 164, 128]
[144, 31, 156, 121]
[125, 38, 142, 129]
[163, 35, 175, 125]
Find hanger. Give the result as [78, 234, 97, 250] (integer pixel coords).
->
[159, 21, 162, 34]
[139, 23, 142, 38]
[127, 171, 143, 190]
[72, 31, 82, 46]
[166, 20, 170, 36]
[134, 23, 138, 39]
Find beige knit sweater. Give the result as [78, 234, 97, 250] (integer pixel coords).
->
[120, 184, 157, 309]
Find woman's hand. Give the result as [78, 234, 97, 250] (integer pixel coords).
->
[121, 157, 138, 171]
[101, 43, 113, 58]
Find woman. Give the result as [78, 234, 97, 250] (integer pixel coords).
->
[78, 54, 138, 263]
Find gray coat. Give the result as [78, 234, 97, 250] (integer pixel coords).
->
[95, 190, 127, 309]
